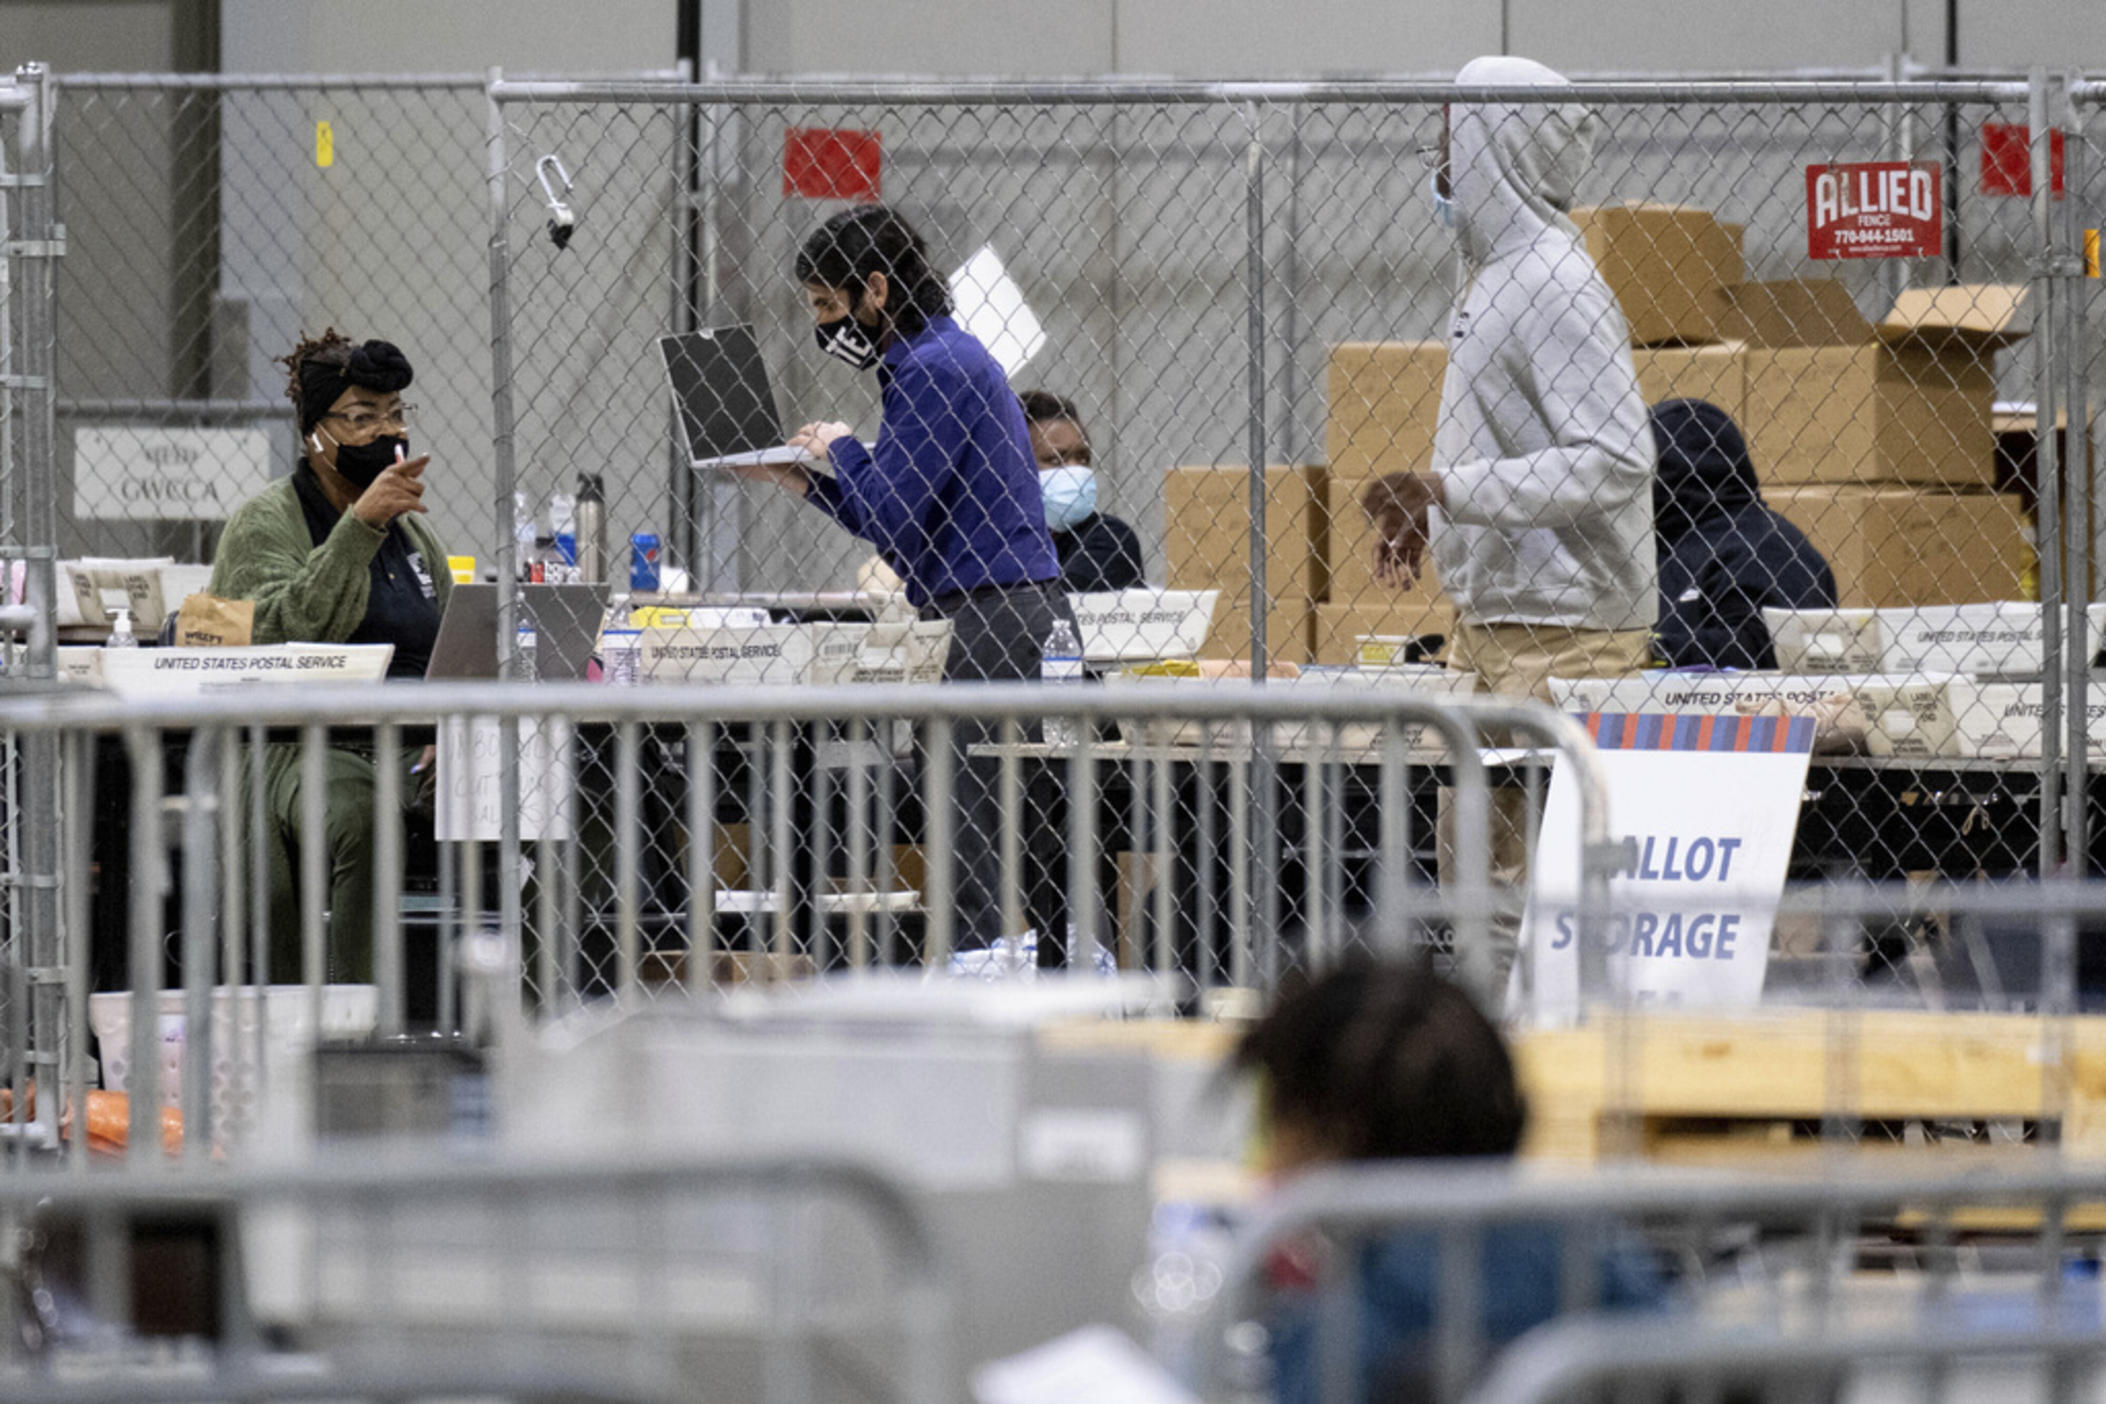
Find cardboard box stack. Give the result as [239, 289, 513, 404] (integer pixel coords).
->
[1163, 464, 1325, 664]
[1313, 204, 2032, 672]
[1718, 281, 2026, 490]
[1571, 202, 1747, 347]
[1317, 341, 1454, 658]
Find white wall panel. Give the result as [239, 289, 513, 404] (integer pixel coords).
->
[744, 0, 1116, 77]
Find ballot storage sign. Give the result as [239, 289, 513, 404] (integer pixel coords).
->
[1806, 160, 1942, 259]
[1516, 712, 1814, 1023]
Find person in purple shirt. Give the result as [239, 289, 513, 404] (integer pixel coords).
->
[728, 204, 1071, 961]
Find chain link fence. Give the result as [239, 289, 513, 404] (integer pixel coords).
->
[9, 64, 2104, 1007]
[483, 74, 2101, 996]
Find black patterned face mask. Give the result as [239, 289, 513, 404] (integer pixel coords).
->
[814, 314, 881, 371]
[325, 432, 409, 490]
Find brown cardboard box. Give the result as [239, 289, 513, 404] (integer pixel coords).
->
[1768, 486, 2031, 606]
[1311, 600, 1456, 666]
[1718, 280, 2028, 488]
[1197, 596, 1313, 666]
[1323, 474, 1451, 608]
[1165, 464, 1328, 603]
[1632, 341, 1746, 423]
[1325, 341, 1447, 479]
[1571, 202, 1745, 346]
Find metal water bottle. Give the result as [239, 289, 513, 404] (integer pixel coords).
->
[575, 473, 607, 584]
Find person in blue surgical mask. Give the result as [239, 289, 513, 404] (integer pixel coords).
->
[1020, 390, 1146, 594]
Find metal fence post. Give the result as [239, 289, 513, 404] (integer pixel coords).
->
[13, 62, 64, 1159]
[1244, 101, 1269, 670]
[487, 68, 527, 985]
[1243, 100, 1284, 995]
[2060, 76, 2094, 874]
[2034, 68, 2068, 879]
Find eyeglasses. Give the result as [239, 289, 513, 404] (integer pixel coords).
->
[326, 403, 416, 433]
[1415, 145, 1441, 171]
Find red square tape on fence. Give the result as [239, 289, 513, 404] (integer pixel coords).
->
[1980, 121, 2065, 197]
[1805, 160, 1942, 260]
[783, 126, 883, 202]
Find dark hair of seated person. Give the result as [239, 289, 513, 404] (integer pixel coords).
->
[1018, 388, 1084, 428]
[1235, 956, 1525, 1164]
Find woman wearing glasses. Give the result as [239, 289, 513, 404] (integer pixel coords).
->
[212, 330, 453, 980]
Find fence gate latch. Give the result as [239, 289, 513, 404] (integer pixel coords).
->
[5, 223, 64, 258]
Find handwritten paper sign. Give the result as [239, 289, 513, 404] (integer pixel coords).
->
[434, 716, 575, 843]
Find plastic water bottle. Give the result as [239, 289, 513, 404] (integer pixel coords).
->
[548, 491, 578, 583]
[513, 492, 538, 583]
[515, 613, 539, 682]
[1041, 617, 1084, 748]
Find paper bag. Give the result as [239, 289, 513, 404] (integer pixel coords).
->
[174, 593, 254, 648]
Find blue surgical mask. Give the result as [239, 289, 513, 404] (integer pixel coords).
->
[1428, 171, 1456, 231]
[1039, 465, 1097, 532]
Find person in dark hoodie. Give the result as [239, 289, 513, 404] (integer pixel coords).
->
[1649, 398, 1838, 670]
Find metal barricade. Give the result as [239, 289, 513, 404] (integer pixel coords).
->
[1193, 1160, 2106, 1404]
[1471, 1316, 2106, 1404]
[0, 678, 1602, 1163]
[0, 1152, 949, 1404]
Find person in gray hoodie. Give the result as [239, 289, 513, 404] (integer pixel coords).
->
[1362, 55, 1657, 994]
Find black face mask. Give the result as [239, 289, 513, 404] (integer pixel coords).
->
[326, 433, 409, 490]
[815, 314, 881, 371]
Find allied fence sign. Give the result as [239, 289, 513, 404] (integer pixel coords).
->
[1806, 160, 1942, 259]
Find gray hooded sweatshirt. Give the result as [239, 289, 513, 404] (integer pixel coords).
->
[1430, 55, 1657, 633]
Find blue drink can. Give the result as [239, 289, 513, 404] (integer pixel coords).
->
[630, 532, 662, 593]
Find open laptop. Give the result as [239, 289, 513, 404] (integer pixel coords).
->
[425, 583, 606, 681]
[658, 324, 819, 472]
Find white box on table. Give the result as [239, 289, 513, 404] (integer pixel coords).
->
[639, 621, 864, 685]
[1271, 664, 1477, 751]
[1876, 601, 2106, 678]
[97, 642, 394, 697]
[1947, 677, 2106, 759]
[1761, 607, 1883, 673]
[1070, 589, 1220, 663]
[1551, 670, 1959, 758]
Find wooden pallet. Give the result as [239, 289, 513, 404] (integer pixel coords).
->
[1516, 1009, 2106, 1166]
[1042, 1008, 2106, 1174]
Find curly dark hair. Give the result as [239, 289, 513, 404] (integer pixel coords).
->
[279, 329, 415, 438]
[278, 327, 356, 427]
[1235, 956, 1526, 1161]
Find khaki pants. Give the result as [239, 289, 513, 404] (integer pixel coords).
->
[1443, 621, 1652, 997]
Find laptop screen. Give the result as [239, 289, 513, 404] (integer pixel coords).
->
[658, 325, 784, 464]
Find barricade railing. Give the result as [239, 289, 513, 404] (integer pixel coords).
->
[0, 1151, 948, 1404]
[1193, 1160, 2106, 1404]
[1470, 1316, 2106, 1404]
[0, 679, 1603, 1163]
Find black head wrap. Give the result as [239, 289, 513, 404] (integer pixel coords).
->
[296, 339, 415, 436]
